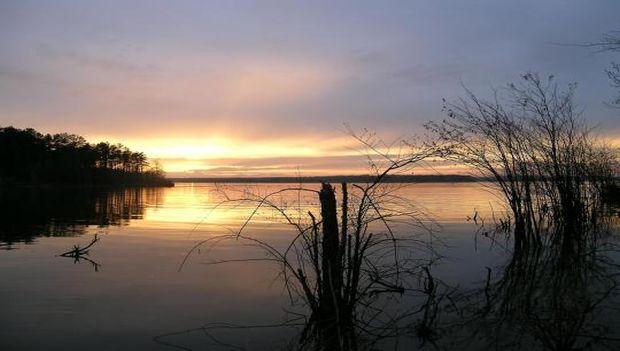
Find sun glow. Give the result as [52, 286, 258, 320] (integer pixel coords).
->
[92, 134, 354, 158]
[82, 134, 361, 176]
[85, 133, 471, 177]
[136, 139, 325, 160]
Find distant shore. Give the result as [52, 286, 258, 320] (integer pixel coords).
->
[169, 174, 479, 184]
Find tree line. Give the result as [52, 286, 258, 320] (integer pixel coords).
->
[0, 126, 171, 186]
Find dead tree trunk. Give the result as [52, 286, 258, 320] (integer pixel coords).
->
[319, 183, 342, 324]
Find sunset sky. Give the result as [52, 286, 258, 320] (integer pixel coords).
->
[1, 1, 619, 177]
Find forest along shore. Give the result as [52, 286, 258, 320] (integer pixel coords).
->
[0, 127, 172, 188]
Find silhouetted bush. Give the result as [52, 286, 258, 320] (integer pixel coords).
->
[427, 73, 618, 253]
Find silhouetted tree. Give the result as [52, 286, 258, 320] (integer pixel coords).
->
[0, 126, 171, 186]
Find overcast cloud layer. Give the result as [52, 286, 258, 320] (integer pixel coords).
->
[1, 1, 619, 176]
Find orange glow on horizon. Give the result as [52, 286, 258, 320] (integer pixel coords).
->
[83, 133, 478, 177]
[85, 129, 620, 178]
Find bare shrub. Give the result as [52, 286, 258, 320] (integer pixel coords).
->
[426, 73, 617, 252]
[178, 133, 442, 350]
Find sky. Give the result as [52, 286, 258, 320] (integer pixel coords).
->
[1, 0, 619, 177]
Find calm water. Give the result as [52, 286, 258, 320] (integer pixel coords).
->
[0, 183, 617, 350]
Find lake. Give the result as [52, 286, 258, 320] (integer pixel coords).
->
[1, 182, 618, 350]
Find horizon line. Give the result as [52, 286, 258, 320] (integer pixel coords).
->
[168, 174, 481, 183]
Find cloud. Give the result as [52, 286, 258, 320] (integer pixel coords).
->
[391, 62, 466, 85]
[0, 66, 65, 87]
[160, 154, 463, 177]
[36, 44, 158, 75]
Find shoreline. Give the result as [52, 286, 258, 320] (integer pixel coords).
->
[169, 174, 480, 184]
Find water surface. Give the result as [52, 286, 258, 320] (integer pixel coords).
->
[0, 183, 616, 350]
